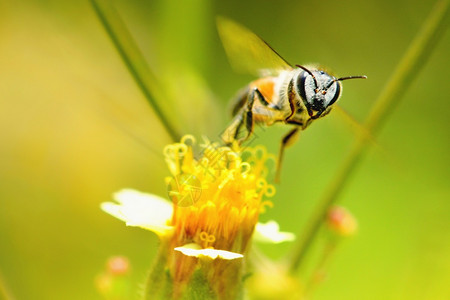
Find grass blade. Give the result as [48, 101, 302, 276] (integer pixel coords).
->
[91, 0, 181, 141]
[289, 0, 450, 272]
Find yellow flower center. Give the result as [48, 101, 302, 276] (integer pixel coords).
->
[164, 135, 275, 253]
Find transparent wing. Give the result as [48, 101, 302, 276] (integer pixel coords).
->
[217, 16, 293, 77]
[333, 105, 398, 167]
[333, 105, 382, 150]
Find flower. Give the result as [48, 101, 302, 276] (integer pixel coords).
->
[101, 136, 295, 299]
[102, 189, 295, 247]
[101, 189, 174, 236]
[253, 220, 296, 244]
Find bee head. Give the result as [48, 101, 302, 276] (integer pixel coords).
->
[296, 65, 366, 119]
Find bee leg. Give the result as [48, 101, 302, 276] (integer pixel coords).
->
[243, 102, 254, 142]
[223, 88, 267, 146]
[230, 87, 250, 117]
[276, 127, 300, 183]
[239, 87, 265, 143]
[233, 116, 243, 140]
[220, 113, 243, 146]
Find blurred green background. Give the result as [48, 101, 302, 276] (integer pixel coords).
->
[0, 0, 448, 299]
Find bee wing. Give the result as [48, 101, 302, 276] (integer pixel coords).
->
[333, 105, 399, 167]
[333, 105, 382, 150]
[217, 16, 293, 77]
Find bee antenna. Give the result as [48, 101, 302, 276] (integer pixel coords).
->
[296, 65, 319, 88]
[337, 75, 367, 81]
[326, 75, 367, 89]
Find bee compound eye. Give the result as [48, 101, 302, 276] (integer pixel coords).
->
[326, 81, 341, 106]
[297, 70, 308, 103]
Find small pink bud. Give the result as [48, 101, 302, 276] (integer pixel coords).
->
[106, 256, 130, 276]
[327, 206, 358, 236]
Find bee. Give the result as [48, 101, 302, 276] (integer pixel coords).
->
[217, 17, 367, 180]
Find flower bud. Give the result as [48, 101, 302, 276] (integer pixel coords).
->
[95, 256, 131, 299]
[327, 206, 358, 236]
[106, 256, 130, 276]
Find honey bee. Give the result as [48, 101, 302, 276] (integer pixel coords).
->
[217, 17, 367, 180]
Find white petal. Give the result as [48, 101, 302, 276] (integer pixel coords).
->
[253, 220, 296, 244]
[174, 243, 243, 260]
[101, 189, 174, 237]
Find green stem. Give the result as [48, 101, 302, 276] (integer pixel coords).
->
[144, 239, 171, 300]
[288, 0, 450, 273]
[304, 239, 338, 297]
[91, 0, 181, 141]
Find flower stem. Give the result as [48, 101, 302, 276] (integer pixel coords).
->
[288, 0, 450, 273]
[144, 239, 171, 300]
[303, 240, 338, 297]
[91, 0, 181, 142]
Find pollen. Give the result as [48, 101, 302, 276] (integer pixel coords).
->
[164, 135, 276, 254]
